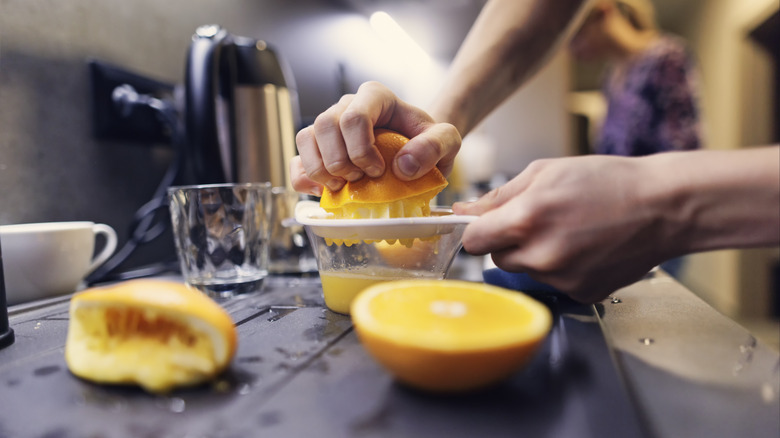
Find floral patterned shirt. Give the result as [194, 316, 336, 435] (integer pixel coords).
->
[596, 35, 703, 156]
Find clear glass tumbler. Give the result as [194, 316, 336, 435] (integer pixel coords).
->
[268, 187, 317, 274]
[168, 183, 272, 298]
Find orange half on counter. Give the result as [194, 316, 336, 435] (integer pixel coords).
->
[320, 129, 448, 219]
[351, 280, 552, 392]
[65, 279, 237, 393]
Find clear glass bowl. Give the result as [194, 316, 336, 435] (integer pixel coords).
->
[296, 201, 474, 314]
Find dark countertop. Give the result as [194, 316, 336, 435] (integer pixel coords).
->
[1, 258, 778, 438]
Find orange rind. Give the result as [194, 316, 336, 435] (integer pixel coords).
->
[320, 129, 448, 220]
[351, 280, 552, 392]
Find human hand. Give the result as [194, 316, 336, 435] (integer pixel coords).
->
[291, 81, 461, 196]
[453, 155, 674, 303]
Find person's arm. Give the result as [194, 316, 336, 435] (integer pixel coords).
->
[453, 146, 780, 303]
[292, 0, 591, 195]
[428, 0, 590, 136]
[655, 146, 780, 251]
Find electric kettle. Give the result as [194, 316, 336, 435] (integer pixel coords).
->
[183, 25, 315, 274]
[184, 24, 299, 188]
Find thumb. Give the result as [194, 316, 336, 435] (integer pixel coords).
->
[391, 122, 461, 180]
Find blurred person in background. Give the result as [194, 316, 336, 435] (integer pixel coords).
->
[569, 0, 703, 156]
[569, 0, 705, 276]
[291, 0, 779, 303]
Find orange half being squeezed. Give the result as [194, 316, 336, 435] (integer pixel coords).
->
[319, 129, 448, 220]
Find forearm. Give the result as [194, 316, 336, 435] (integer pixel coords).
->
[428, 0, 589, 135]
[646, 146, 780, 255]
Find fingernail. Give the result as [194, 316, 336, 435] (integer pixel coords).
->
[396, 154, 420, 178]
[452, 200, 477, 214]
[366, 165, 383, 178]
[311, 186, 323, 197]
[345, 171, 363, 181]
[452, 201, 468, 212]
[326, 178, 344, 192]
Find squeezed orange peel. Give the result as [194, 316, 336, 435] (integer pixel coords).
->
[65, 279, 237, 393]
[319, 129, 447, 246]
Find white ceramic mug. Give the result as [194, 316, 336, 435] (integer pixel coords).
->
[0, 221, 118, 305]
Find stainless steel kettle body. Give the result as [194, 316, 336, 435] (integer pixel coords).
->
[183, 25, 315, 274]
[184, 24, 299, 188]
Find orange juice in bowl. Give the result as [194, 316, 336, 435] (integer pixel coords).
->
[320, 267, 441, 314]
[301, 225, 470, 315]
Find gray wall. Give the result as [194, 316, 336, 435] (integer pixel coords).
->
[0, 0, 479, 274]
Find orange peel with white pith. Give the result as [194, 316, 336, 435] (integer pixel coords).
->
[65, 279, 237, 393]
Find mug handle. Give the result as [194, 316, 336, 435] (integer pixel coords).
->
[87, 223, 118, 275]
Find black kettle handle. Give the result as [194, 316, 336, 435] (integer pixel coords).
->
[184, 24, 236, 184]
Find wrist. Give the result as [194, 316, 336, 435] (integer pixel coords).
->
[639, 152, 700, 258]
[427, 97, 470, 137]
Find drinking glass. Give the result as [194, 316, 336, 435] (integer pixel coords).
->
[168, 183, 272, 297]
[268, 187, 316, 274]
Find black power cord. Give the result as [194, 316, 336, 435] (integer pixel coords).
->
[86, 85, 185, 285]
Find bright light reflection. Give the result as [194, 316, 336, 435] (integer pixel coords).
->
[369, 11, 433, 67]
[323, 11, 446, 107]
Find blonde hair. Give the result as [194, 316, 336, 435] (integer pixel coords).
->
[614, 0, 658, 31]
